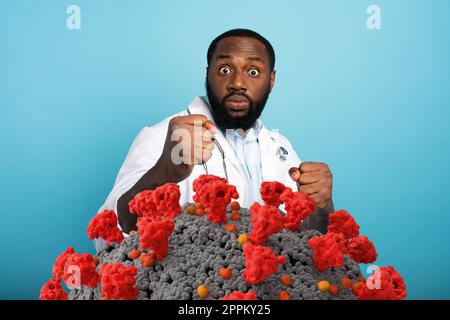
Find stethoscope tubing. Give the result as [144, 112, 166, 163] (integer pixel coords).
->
[186, 108, 229, 182]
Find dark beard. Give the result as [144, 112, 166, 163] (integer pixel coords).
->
[205, 79, 271, 131]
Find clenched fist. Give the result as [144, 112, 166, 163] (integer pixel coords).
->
[156, 114, 217, 183]
[289, 162, 333, 212]
[118, 114, 218, 233]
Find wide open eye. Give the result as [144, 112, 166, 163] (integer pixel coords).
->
[248, 68, 260, 77]
[219, 67, 231, 75]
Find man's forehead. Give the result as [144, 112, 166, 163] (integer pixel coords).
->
[212, 36, 269, 62]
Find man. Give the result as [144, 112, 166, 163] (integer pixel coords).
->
[94, 29, 333, 251]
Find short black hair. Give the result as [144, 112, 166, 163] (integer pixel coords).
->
[207, 29, 275, 71]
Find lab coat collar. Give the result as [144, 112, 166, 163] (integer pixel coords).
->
[186, 96, 215, 123]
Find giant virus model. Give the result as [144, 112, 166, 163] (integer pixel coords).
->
[40, 175, 406, 300]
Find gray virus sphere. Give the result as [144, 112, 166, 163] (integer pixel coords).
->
[69, 204, 362, 300]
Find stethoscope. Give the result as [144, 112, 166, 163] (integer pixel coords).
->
[186, 108, 289, 182]
[187, 108, 229, 182]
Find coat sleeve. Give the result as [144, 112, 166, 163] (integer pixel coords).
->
[93, 126, 165, 251]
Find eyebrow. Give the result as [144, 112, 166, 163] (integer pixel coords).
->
[215, 54, 264, 62]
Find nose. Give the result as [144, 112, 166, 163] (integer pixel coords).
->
[227, 71, 247, 92]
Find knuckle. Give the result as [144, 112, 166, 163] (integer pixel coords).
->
[171, 116, 182, 124]
[169, 116, 178, 124]
[168, 118, 177, 129]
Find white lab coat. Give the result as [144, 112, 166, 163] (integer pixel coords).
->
[94, 96, 302, 251]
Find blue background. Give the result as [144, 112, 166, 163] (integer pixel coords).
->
[1, 0, 449, 299]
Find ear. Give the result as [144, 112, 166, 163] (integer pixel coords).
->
[269, 69, 276, 92]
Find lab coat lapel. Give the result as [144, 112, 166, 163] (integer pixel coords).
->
[259, 127, 281, 182]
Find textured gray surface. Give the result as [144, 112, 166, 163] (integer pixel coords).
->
[69, 204, 362, 300]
